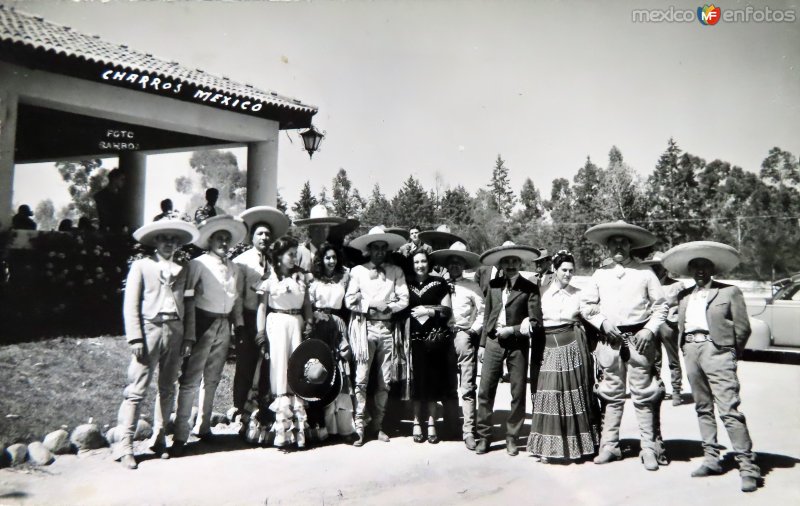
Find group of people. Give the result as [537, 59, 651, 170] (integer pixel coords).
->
[115, 203, 762, 493]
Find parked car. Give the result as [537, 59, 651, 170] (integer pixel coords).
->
[745, 273, 800, 363]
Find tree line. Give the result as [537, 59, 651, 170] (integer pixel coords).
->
[36, 140, 800, 281]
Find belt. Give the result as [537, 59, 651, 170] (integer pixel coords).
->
[269, 307, 303, 315]
[150, 312, 179, 323]
[196, 308, 231, 319]
[684, 331, 712, 343]
[367, 317, 392, 322]
[313, 307, 335, 314]
[544, 322, 575, 335]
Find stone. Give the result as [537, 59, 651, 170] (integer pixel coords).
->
[27, 442, 54, 466]
[134, 419, 153, 441]
[70, 424, 106, 451]
[104, 426, 124, 445]
[43, 429, 73, 455]
[6, 443, 27, 466]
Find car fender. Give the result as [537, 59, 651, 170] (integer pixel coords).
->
[746, 317, 771, 350]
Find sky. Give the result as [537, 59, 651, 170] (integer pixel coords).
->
[9, 0, 800, 224]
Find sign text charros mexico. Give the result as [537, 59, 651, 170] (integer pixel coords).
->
[100, 68, 265, 113]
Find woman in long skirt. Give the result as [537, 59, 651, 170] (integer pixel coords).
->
[255, 236, 313, 449]
[527, 250, 600, 462]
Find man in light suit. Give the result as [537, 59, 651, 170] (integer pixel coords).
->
[663, 241, 761, 493]
[475, 241, 542, 456]
[114, 220, 199, 469]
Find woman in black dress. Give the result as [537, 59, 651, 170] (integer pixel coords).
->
[407, 250, 453, 444]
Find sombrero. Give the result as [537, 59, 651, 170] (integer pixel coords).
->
[384, 227, 410, 241]
[535, 248, 552, 263]
[132, 220, 199, 247]
[480, 241, 542, 266]
[193, 215, 247, 250]
[293, 204, 347, 226]
[639, 251, 666, 267]
[661, 241, 741, 277]
[329, 218, 361, 242]
[287, 339, 342, 405]
[239, 206, 290, 239]
[430, 241, 481, 269]
[349, 226, 406, 253]
[419, 225, 466, 251]
[585, 220, 657, 249]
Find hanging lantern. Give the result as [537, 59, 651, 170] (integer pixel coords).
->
[300, 125, 325, 159]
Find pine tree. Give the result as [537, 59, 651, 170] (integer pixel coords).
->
[331, 168, 364, 218]
[439, 185, 474, 226]
[518, 177, 543, 220]
[391, 176, 434, 227]
[362, 184, 393, 228]
[488, 154, 516, 218]
[291, 181, 317, 219]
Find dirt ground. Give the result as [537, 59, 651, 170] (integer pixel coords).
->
[0, 360, 798, 506]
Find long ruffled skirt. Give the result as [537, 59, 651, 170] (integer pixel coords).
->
[527, 324, 600, 460]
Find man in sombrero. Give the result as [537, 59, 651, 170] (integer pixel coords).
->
[114, 219, 199, 469]
[640, 251, 685, 406]
[662, 241, 761, 492]
[430, 241, 484, 450]
[345, 226, 409, 446]
[231, 206, 291, 424]
[294, 204, 348, 272]
[475, 241, 542, 456]
[583, 220, 668, 471]
[171, 215, 247, 457]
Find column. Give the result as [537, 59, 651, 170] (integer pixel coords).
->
[246, 126, 279, 207]
[0, 91, 18, 230]
[119, 151, 146, 231]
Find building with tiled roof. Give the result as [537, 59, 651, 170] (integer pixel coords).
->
[0, 6, 319, 229]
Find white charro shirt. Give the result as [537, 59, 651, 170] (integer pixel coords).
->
[583, 259, 667, 335]
[188, 253, 243, 326]
[449, 276, 485, 334]
[684, 284, 711, 333]
[345, 261, 409, 319]
[541, 282, 583, 327]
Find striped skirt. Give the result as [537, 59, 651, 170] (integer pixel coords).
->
[527, 323, 600, 460]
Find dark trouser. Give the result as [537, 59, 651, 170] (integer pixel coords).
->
[683, 340, 760, 477]
[233, 309, 269, 412]
[476, 337, 528, 441]
[654, 322, 682, 394]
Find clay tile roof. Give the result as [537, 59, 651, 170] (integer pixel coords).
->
[0, 6, 318, 117]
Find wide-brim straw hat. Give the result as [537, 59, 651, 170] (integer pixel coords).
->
[287, 339, 341, 405]
[194, 215, 247, 250]
[661, 241, 741, 277]
[349, 226, 406, 253]
[293, 204, 347, 226]
[480, 241, 543, 266]
[430, 241, 481, 269]
[133, 220, 199, 247]
[419, 225, 466, 250]
[639, 251, 666, 267]
[585, 220, 657, 249]
[239, 206, 291, 239]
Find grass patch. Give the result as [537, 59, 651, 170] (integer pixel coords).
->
[0, 336, 234, 446]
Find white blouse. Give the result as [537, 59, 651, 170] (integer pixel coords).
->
[309, 273, 349, 310]
[541, 282, 583, 327]
[256, 271, 307, 311]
